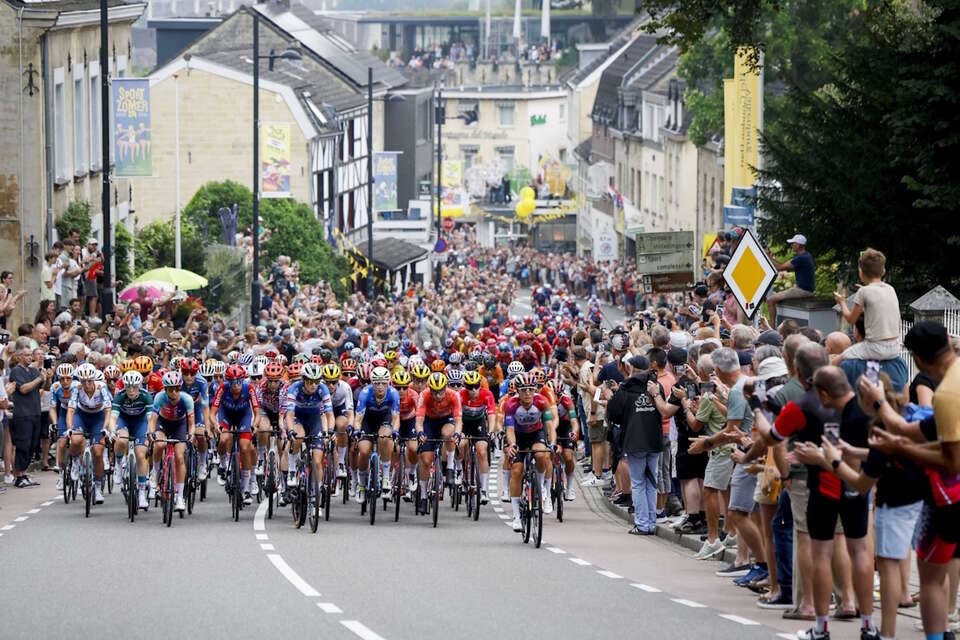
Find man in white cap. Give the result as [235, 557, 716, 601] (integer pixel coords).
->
[765, 234, 815, 326]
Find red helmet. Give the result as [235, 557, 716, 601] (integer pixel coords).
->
[287, 361, 303, 379]
[179, 357, 200, 374]
[546, 327, 556, 338]
[356, 362, 372, 382]
[264, 349, 278, 360]
[224, 364, 247, 381]
[309, 354, 324, 364]
[371, 357, 388, 369]
[147, 371, 165, 394]
[341, 358, 357, 373]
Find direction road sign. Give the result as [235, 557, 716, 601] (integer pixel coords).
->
[721, 227, 777, 320]
[636, 250, 694, 275]
[634, 231, 695, 255]
[641, 272, 695, 293]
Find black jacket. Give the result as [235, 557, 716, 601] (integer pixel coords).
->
[606, 375, 664, 454]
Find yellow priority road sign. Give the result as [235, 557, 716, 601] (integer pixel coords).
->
[722, 228, 777, 320]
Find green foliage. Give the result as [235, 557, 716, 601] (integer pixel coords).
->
[114, 223, 133, 288]
[56, 200, 93, 242]
[370, 45, 390, 62]
[637, 0, 774, 56]
[133, 219, 206, 278]
[757, 0, 960, 292]
[555, 46, 579, 74]
[183, 179, 253, 244]
[200, 245, 249, 315]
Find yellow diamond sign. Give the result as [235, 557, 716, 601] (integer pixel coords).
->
[722, 228, 778, 320]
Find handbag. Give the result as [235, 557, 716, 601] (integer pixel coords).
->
[759, 449, 782, 502]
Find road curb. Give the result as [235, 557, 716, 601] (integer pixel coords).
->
[575, 463, 736, 563]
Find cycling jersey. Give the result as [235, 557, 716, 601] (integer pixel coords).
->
[68, 381, 113, 413]
[415, 388, 462, 420]
[153, 391, 195, 441]
[212, 382, 260, 433]
[502, 394, 551, 433]
[259, 380, 284, 414]
[398, 387, 419, 421]
[555, 392, 577, 445]
[460, 387, 495, 437]
[284, 380, 333, 436]
[356, 385, 399, 434]
[113, 388, 153, 444]
[52, 380, 79, 436]
[182, 375, 209, 424]
[327, 380, 354, 417]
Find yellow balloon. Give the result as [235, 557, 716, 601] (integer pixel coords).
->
[519, 186, 535, 202]
[516, 198, 535, 219]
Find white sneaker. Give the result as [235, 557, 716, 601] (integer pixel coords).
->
[723, 534, 738, 548]
[543, 498, 553, 515]
[580, 475, 604, 487]
[198, 465, 208, 481]
[511, 516, 523, 532]
[138, 489, 148, 509]
[286, 472, 297, 488]
[216, 474, 226, 486]
[256, 460, 264, 477]
[113, 464, 122, 485]
[408, 478, 417, 493]
[56, 475, 64, 491]
[149, 470, 157, 490]
[355, 486, 365, 504]
[94, 485, 104, 504]
[70, 461, 80, 482]
[500, 488, 510, 501]
[337, 463, 347, 479]
[382, 476, 392, 492]
[693, 538, 725, 560]
[243, 491, 252, 505]
[332, 482, 341, 498]
[3, 473, 13, 484]
[565, 487, 576, 501]
[174, 495, 186, 512]
[454, 468, 463, 485]
[148, 485, 156, 501]
[480, 490, 489, 505]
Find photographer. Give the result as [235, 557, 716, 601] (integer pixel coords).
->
[607, 354, 676, 535]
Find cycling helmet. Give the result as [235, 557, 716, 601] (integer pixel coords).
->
[392, 369, 411, 386]
[431, 360, 447, 373]
[265, 362, 284, 380]
[506, 361, 525, 377]
[341, 358, 357, 374]
[385, 339, 400, 352]
[356, 362, 372, 383]
[320, 363, 341, 382]
[447, 368, 464, 385]
[180, 358, 200, 374]
[133, 355, 153, 374]
[264, 349, 278, 361]
[199, 360, 216, 378]
[463, 370, 482, 387]
[94, 369, 105, 382]
[397, 355, 409, 369]
[532, 369, 546, 385]
[301, 362, 323, 381]
[236, 352, 254, 366]
[350, 348, 363, 360]
[276, 354, 288, 366]
[162, 370, 183, 388]
[468, 351, 482, 364]
[213, 361, 227, 376]
[447, 352, 462, 366]
[370, 366, 391, 384]
[75, 363, 98, 381]
[246, 360, 265, 378]
[169, 356, 182, 372]
[507, 380, 517, 395]
[287, 361, 303, 379]
[427, 371, 447, 392]
[309, 354, 324, 365]
[224, 364, 247, 382]
[56, 363, 75, 378]
[318, 348, 334, 363]
[410, 363, 431, 380]
[371, 355, 388, 369]
[293, 353, 310, 364]
[343, 341, 355, 352]
[226, 351, 239, 364]
[103, 364, 121, 380]
[254, 354, 269, 368]
[147, 371, 165, 394]
[514, 372, 535, 390]
[121, 371, 143, 387]
[118, 359, 135, 373]
[483, 354, 498, 369]
[464, 360, 479, 372]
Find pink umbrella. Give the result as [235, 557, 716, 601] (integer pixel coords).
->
[119, 281, 175, 302]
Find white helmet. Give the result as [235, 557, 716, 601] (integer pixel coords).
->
[94, 369, 105, 382]
[246, 360, 265, 378]
[370, 366, 390, 383]
[56, 363, 75, 378]
[121, 371, 143, 387]
[161, 370, 183, 388]
[254, 354, 269, 368]
[507, 361, 525, 377]
[75, 363, 98, 381]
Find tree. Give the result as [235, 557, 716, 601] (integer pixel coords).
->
[182, 180, 252, 244]
[56, 200, 93, 242]
[757, 0, 960, 292]
[114, 223, 133, 289]
[133, 219, 206, 277]
[200, 244, 249, 315]
[638, 0, 775, 57]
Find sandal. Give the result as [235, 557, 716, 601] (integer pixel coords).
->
[782, 608, 815, 621]
[832, 608, 859, 620]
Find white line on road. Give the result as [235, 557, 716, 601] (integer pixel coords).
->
[317, 602, 343, 614]
[596, 570, 622, 579]
[27, 508, 41, 514]
[260, 543, 275, 551]
[630, 583, 662, 593]
[0, 525, 14, 531]
[497, 514, 510, 520]
[13, 516, 28, 522]
[776, 634, 797, 640]
[41, 501, 54, 506]
[671, 598, 706, 608]
[254, 501, 267, 531]
[569, 558, 592, 566]
[266, 554, 320, 597]
[340, 620, 387, 640]
[256, 533, 269, 540]
[546, 547, 566, 554]
[718, 614, 759, 626]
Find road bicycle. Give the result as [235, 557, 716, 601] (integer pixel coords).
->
[153, 436, 186, 527]
[514, 448, 544, 548]
[290, 434, 324, 533]
[322, 437, 337, 522]
[391, 437, 410, 523]
[184, 440, 198, 515]
[458, 435, 484, 522]
[223, 432, 243, 522]
[358, 431, 384, 526]
[62, 447, 78, 505]
[414, 438, 450, 528]
[114, 435, 139, 522]
[551, 449, 565, 523]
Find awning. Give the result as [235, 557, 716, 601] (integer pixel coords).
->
[352, 237, 429, 272]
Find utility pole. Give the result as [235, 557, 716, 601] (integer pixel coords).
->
[251, 12, 261, 325]
[99, 0, 113, 316]
[366, 67, 374, 299]
[434, 83, 443, 292]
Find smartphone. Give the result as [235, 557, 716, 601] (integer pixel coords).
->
[866, 360, 880, 385]
[675, 364, 686, 377]
[47, 335, 58, 348]
[716, 304, 724, 317]
[0, 333, 9, 346]
[823, 422, 840, 445]
[685, 382, 698, 400]
[755, 379, 767, 402]
[699, 382, 716, 395]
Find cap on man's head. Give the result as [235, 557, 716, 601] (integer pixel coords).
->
[904, 322, 949, 362]
[626, 354, 650, 370]
[87, 238, 99, 245]
[786, 234, 807, 246]
[755, 330, 783, 348]
[667, 347, 687, 366]
[758, 357, 789, 381]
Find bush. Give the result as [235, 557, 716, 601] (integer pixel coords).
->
[183, 180, 252, 244]
[133, 219, 205, 277]
[200, 244, 249, 315]
[56, 200, 93, 242]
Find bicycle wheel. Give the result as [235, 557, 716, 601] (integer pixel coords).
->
[471, 448, 481, 522]
[431, 463, 441, 528]
[463, 449, 472, 517]
[393, 459, 402, 522]
[291, 468, 303, 528]
[554, 463, 564, 523]
[106, 463, 114, 494]
[83, 455, 93, 518]
[62, 455, 72, 504]
[322, 477, 331, 523]
[521, 476, 532, 544]
[309, 459, 321, 533]
[230, 451, 241, 522]
[295, 467, 307, 529]
[266, 450, 278, 520]
[164, 456, 175, 527]
[341, 472, 350, 505]
[128, 453, 137, 523]
[531, 475, 543, 548]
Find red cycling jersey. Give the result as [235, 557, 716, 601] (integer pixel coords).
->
[459, 387, 495, 422]
[398, 387, 419, 420]
[416, 388, 462, 420]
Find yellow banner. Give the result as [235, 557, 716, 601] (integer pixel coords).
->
[703, 232, 718, 258]
[723, 48, 761, 205]
[260, 123, 291, 199]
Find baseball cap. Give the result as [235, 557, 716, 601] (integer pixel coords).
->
[786, 234, 807, 245]
[754, 330, 783, 348]
[757, 357, 789, 381]
[626, 354, 650, 370]
[903, 322, 949, 362]
[667, 347, 688, 366]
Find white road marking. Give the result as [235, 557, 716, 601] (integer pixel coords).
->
[41, 501, 54, 506]
[260, 543, 275, 551]
[27, 508, 41, 514]
[266, 554, 320, 597]
[254, 501, 267, 531]
[569, 558, 592, 566]
[256, 533, 269, 540]
[630, 583, 661, 593]
[1, 525, 14, 531]
[596, 570, 622, 579]
[493, 506, 504, 513]
[718, 614, 759, 626]
[13, 516, 28, 522]
[776, 634, 797, 640]
[497, 514, 510, 520]
[317, 602, 343, 614]
[340, 620, 387, 640]
[671, 598, 706, 608]
[546, 547, 566, 554]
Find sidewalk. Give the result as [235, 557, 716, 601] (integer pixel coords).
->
[0, 468, 61, 529]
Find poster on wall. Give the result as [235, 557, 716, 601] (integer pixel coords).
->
[373, 152, 399, 212]
[113, 79, 152, 177]
[594, 231, 618, 261]
[260, 123, 291, 198]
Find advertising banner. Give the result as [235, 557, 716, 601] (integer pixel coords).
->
[113, 79, 152, 177]
[373, 152, 399, 212]
[260, 123, 291, 198]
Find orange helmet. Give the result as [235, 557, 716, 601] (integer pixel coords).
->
[431, 360, 447, 373]
[341, 358, 357, 374]
[265, 362, 284, 380]
[133, 355, 153, 374]
[287, 361, 303, 379]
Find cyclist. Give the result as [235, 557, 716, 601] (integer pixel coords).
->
[551, 379, 580, 502]
[414, 372, 463, 513]
[459, 370, 495, 504]
[496, 379, 517, 501]
[65, 363, 113, 505]
[179, 358, 210, 481]
[532, 368, 560, 512]
[479, 355, 504, 401]
[147, 370, 196, 512]
[212, 364, 261, 505]
[50, 363, 78, 491]
[283, 362, 334, 506]
[103, 364, 121, 397]
[502, 373, 556, 532]
[353, 366, 399, 504]
[394, 368, 420, 498]
[109, 370, 153, 509]
[320, 363, 354, 491]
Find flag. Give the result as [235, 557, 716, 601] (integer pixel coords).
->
[541, 0, 550, 43]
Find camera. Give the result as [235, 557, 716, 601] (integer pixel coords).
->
[43, 355, 56, 369]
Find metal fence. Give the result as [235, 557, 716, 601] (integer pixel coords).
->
[898, 308, 960, 381]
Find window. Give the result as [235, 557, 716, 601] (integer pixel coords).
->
[457, 99, 478, 125]
[416, 100, 430, 142]
[89, 62, 101, 170]
[54, 68, 67, 181]
[497, 102, 515, 127]
[460, 145, 479, 168]
[496, 146, 515, 176]
[73, 70, 85, 174]
[117, 55, 127, 78]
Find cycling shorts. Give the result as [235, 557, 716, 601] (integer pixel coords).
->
[262, 407, 280, 429]
[332, 403, 349, 419]
[294, 412, 325, 439]
[557, 419, 575, 449]
[512, 429, 548, 459]
[462, 416, 487, 439]
[157, 416, 189, 443]
[116, 414, 149, 446]
[360, 412, 392, 437]
[219, 407, 253, 434]
[807, 489, 870, 541]
[399, 417, 416, 440]
[56, 411, 70, 438]
[74, 410, 106, 443]
[916, 502, 960, 565]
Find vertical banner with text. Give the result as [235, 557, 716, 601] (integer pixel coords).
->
[260, 123, 291, 198]
[723, 48, 762, 206]
[113, 78, 152, 177]
[373, 152, 399, 213]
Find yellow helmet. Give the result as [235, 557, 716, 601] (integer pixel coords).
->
[118, 359, 136, 373]
[427, 371, 447, 392]
[392, 369, 411, 386]
[320, 363, 341, 382]
[463, 370, 481, 387]
[410, 363, 431, 380]
[384, 350, 398, 362]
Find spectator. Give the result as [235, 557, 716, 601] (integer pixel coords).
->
[836, 248, 901, 362]
[766, 234, 816, 326]
[81, 238, 103, 319]
[7, 337, 50, 487]
[40, 251, 59, 304]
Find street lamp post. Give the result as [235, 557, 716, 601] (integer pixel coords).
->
[99, 0, 113, 317]
[251, 12, 301, 325]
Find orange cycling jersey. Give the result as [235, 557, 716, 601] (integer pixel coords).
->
[416, 388, 462, 420]
[479, 365, 503, 389]
[538, 384, 558, 408]
[496, 392, 515, 422]
[399, 387, 419, 420]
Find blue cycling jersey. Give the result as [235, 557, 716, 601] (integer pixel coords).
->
[283, 380, 333, 421]
[355, 386, 399, 424]
[183, 375, 209, 424]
